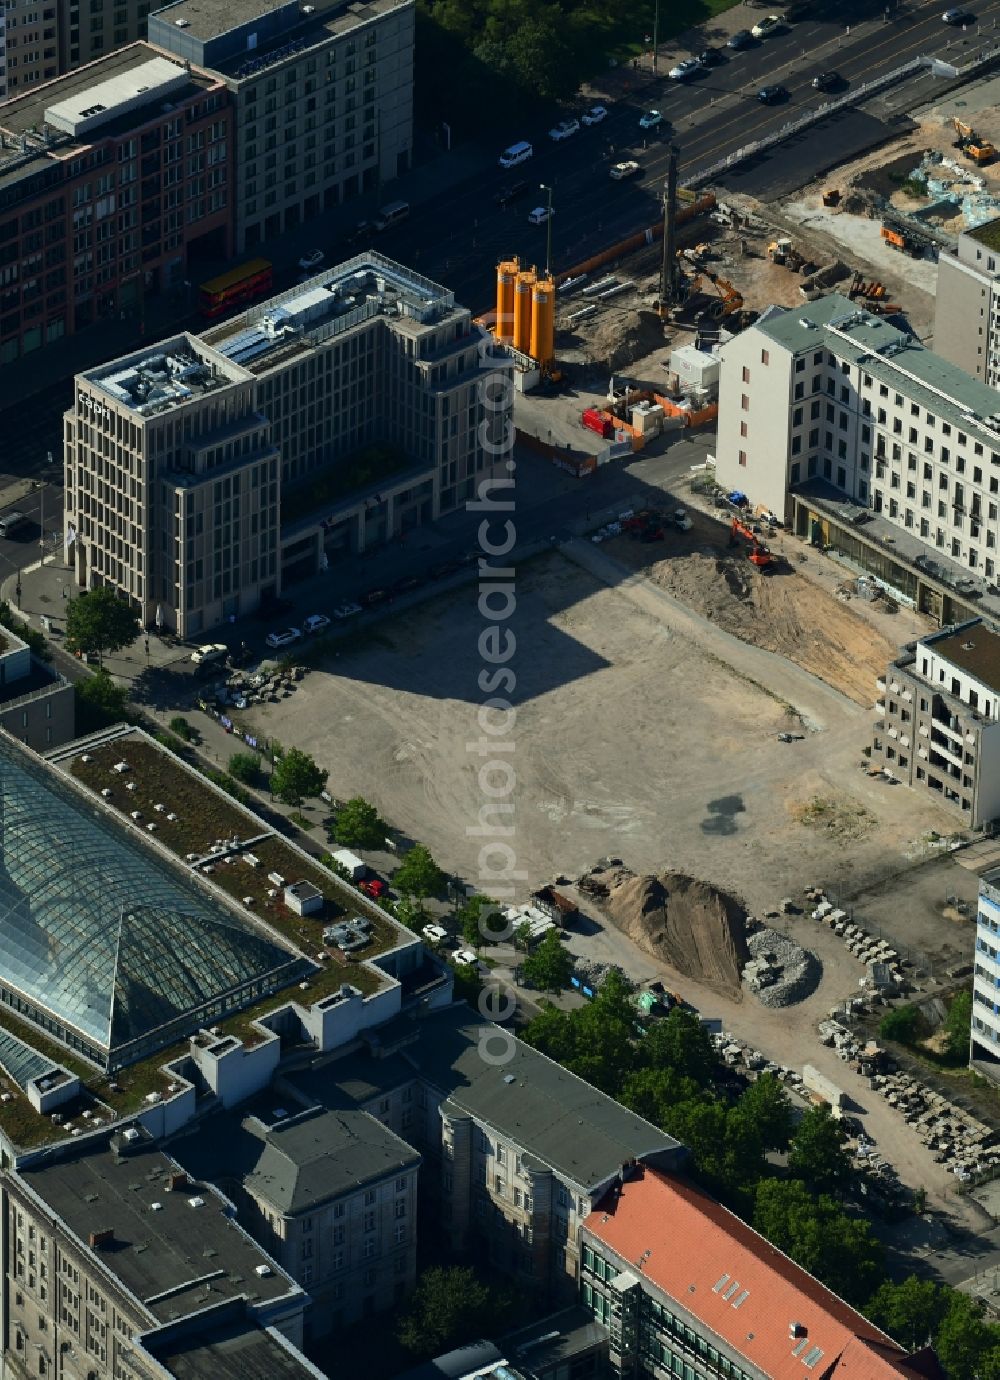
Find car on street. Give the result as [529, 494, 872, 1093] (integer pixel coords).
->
[639, 109, 664, 130]
[727, 28, 753, 48]
[548, 118, 580, 141]
[359, 877, 388, 899]
[333, 602, 362, 619]
[391, 574, 422, 594]
[751, 14, 783, 36]
[342, 221, 373, 249]
[265, 627, 302, 650]
[361, 588, 391, 606]
[303, 613, 331, 634]
[581, 104, 608, 125]
[811, 70, 840, 90]
[528, 206, 552, 224]
[298, 249, 324, 273]
[943, 6, 974, 21]
[757, 83, 789, 103]
[452, 948, 478, 966]
[699, 46, 726, 65]
[668, 56, 702, 80]
[190, 642, 228, 667]
[495, 180, 530, 208]
[610, 160, 642, 181]
[422, 923, 448, 944]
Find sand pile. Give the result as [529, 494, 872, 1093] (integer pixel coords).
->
[581, 862, 749, 997]
[584, 308, 667, 371]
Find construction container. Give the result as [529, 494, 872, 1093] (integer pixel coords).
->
[513, 269, 536, 353]
[495, 258, 518, 342]
[582, 407, 613, 439]
[529, 274, 555, 364]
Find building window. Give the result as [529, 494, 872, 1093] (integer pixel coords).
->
[738, 450, 747, 467]
[760, 348, 769, 365]
[742, 365, 750, 383]
[741, 394, 749, 411]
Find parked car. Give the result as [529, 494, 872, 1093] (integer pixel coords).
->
[359, 877, 388, 899]
[727, 28, 753, 47]
[943, 6, 974, 21]
[265, 627, 302, 649]
[548, 118, 580, 141]
[811, 70, 840, 90]
[190, 642, 228, 667]
[609, 160, 642, 181]
[669, 56, 702, 79]
[757, 83, 788, 103]
[333, 602, 362, 619]
[751, 15, 783, 36]
[391, 574, 422, 594]
[298, 249, 324, 273]
[452, 948, 478, 966]
[303, 613, 331, 634]
[581, 103, 608, 125]
[422, 923, 448, 943]
[361, 588, 390, 606]
[495, 180, 530, 208]
[639, 109, 664, 130]
[528, 206, 551, 224]
[699, 46, 726, 65]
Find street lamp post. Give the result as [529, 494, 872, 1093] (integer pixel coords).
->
[653, 0, 660, 72]
[540, 183, 554, 277]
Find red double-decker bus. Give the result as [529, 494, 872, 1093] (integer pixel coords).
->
[198, 258, 273, 319]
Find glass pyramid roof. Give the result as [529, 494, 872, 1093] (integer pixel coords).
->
[0, 738, 299, 1061]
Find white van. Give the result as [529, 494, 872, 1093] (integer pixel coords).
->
[373, 199, 409, 231]
[499, 140, 533, 169]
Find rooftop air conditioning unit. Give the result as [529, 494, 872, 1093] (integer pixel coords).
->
[174, 17, 190, 25]
[255, 1264, 273, 1277]
[187, 1196, 206, 1209]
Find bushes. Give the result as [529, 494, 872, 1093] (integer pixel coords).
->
[879, 1004, 922, 1045]
[228, 751, 264, 786]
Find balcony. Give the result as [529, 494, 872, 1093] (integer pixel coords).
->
[919, 724, 929, 737]
[918, 746, 928, 760]
[889, 680, 902, 693]
[900, 734, 911, 748]
[876, 676, 886, 692]
[875, 700, 886, 716]
[888, 726, 899, 739]
[902, 689, 913, 702]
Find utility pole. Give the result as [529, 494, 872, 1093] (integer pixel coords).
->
[659, 145, 681, 312]
[653, 0, 660, 72]
[540, 183, 554, 277]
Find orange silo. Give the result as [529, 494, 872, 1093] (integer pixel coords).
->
[530, 274, 555, 366]
[495, 259, 518, 342]
[513, 268, 536, 354]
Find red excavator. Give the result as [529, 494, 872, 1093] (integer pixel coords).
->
[730, 516, 777, 570]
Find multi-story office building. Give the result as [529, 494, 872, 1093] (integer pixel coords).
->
[873, 618, 1000, 826]
[0, 43, 232, 369]
[715, 294, 1000, 627]
[147, 0, 413, 253]
[0, 0, 157, 99]
[581, 1167, 933, 1380]
[171, 1101, 421, 1335]
[65, 253, 509, 636]
[934, 220, 1000, 389]
[0, 620, 74, 750]
[2, 0, 59, 96]
[972, 867, 1000, 1079]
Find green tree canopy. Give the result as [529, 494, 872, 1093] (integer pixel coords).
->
[65, 587, 140, 665]
[270, 747, 326, 805]
[752, 1180, 883, 1307]
[75, 668, 130, 731]
[865, 1277, 949, 1352]
[521, 929, 574, 993]
[457, 894, 503, 948]
[737, 1073, 794, 1153]
[393, 844, 445, 899]
[643, 1007, 718, 1086]
[398, 1266, 511, 1357]
[879, 1003, 921, 1045]
[944, 989, 972, 1062]
[933, 1290, 1000, 1380]
[333, 796, 386, 848]
[228, 751, 263, 786]
[787, 1103, 851, 1194]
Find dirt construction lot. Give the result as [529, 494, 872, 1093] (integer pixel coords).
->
[244, 545, 954, 918]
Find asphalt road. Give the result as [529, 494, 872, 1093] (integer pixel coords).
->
[0, 486, 63, 593]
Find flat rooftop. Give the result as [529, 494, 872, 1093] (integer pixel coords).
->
[147, 1316, 325, 1380]
[967, 218, 1000, 253]
[19, 1134, 298, 1321]
[149, 0, 408, 70]
[925, 620, 1000, 692]
[83, 336, 249, 417]
[199, 252, 461, 374]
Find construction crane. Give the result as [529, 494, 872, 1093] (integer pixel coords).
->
[952, 116, 996, 165]
[729, 516, 777, 569]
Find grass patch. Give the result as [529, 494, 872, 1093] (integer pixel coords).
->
[289, 811, 316, 831]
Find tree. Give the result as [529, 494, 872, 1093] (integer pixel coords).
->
[65, 586, 140, 666]
[879, 1003, 921, 1045]
[393, 844, 445, 899]
[75, 669, 130, 730]
[521, 930, 574, 992]
[228, 751, 263, 786]
[398, 1266, 509, 1357]
[933, 1290, 1000, 1380]
[333, 796, 386, 848]
[737, 1073, 794, 1152]
[513, 920, 533, 951]
[270, 746, 326, 805]
[752, 1180, 883, 1306]
[457, 894, 502, 948]
[787, 1103, 850, 1194]
[944, 989, 972, 1062]
[866, 1277, 949, 1352]
[644, 1007, 718, 1087]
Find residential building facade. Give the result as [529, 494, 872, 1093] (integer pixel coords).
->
[64, 253, 510, 635]
[873, 618, 1000, 826]
[580, 1167, 934, 1380]
[2, 0, 58, 96]
[715, 294, 1000, 627]
[934, 221, 1000, 388]
[147, 0, 413, 254]
[973, 868, 1000, 1080]
[0, 44, 232, 369]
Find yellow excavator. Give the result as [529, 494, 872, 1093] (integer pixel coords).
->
[952, 116, 996, 165]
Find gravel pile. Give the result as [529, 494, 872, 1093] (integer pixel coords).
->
[743, 927, 821, 1008]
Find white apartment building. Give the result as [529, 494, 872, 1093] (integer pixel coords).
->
[934, 220, 1000, 389]
[874, 618, 1000, 826]
[715, 293, 1000, 626]
[973, 868, 1000, 1080]
[147, 0, 413, 253]
[64, 253, 509, 635]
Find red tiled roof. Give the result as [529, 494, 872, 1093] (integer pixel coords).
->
[584, 1170, 912, 1380]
